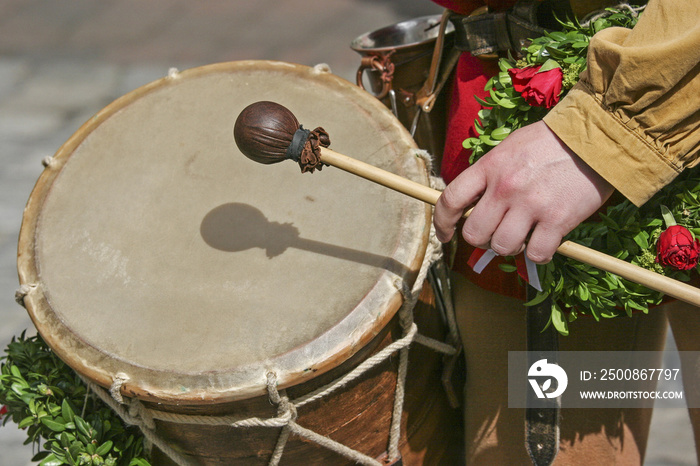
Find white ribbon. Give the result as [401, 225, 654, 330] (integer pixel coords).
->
[470, 248, 542, 292]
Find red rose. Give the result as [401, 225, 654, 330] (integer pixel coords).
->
[508, 65, 563, 108]
[656, 225, 700, 270]
[0, 405, 7, 417]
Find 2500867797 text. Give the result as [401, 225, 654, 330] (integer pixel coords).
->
[581, 368, 681, 381]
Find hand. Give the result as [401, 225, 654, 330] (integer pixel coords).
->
[433, 121, 614, 263]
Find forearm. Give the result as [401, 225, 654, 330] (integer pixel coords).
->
[543, 0, 700, 206]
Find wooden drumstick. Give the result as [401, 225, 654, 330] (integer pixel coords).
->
[234, 101, 700, 307]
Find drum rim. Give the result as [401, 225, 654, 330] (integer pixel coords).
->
[17, 60, 431, 404]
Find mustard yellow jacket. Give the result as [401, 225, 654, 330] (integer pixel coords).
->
[543, 0, 700, 206]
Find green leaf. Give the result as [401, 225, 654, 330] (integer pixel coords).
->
[498, 263, 517, 273]
[551, 305, 569, 336]
[62, 398, 75, 424]
[39, 453, 64, 466]
[32, 451, 51, 462]
[491, 126, 512, 141]
[538, 58, 561, 72]
[524, 290, 551, 307]
[497, 70, 512, 86]
[96, 440, 114, 457]
[543, 45, 567, 59]
[632, 231, 650, 249]
[18, 415, 36, 429]
[474, 95, 492, 107]
[10, 364, 22, 379]
[59, 432, 72, 448]
[660, 205, 676, 228]
[462, 138, 477, 150]
[548, 31, 567, 41]
[498, 58, 515, 72]
[479, 134, 500, 147]
[69, 442, 83, 460]
[489, 88, 517, 108]
[598, 213, 619, 229]
[41, 417, 67, 432]
[129, 459, 152, 466]
[75, 416, 92, 439]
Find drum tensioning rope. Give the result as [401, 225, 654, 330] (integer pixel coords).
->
[233, 100, 700, 308]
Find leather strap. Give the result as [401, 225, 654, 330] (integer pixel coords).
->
[415, 10, 461, 114]
[525, 286, 560, 465]
[449, 0, 575, 57]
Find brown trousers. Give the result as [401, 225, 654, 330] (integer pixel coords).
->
[451, 273, 700, 465]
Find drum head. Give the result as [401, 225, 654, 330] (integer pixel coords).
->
[18, 61, 430, 403]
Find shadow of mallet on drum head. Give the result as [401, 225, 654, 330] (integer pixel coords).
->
[200, 202, 409, 277]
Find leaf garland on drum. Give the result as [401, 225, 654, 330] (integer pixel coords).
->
[461, 7, 700, 335]
[0, 332, 151, 466]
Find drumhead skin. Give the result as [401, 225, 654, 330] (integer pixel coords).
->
[18, 61, 430, 403]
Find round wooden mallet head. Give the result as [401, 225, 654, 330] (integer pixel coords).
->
[234, 101, 330, 173]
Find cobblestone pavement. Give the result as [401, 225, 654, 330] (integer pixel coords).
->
[0, 1, 695, 464]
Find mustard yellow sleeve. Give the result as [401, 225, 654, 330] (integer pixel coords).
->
[543, 0, 700, 206]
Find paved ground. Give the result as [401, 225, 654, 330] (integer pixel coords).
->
[0, 1, 695, 464]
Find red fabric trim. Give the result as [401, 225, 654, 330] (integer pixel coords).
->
[467, 247, 489, 268]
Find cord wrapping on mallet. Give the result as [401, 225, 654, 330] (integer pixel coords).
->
[286, 127, 310, 162]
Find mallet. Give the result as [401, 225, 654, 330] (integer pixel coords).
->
[234, 101, 700, 307]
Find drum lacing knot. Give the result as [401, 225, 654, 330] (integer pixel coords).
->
[114, 377, 157, 430]
[42, 156, 56, 168]
[395, 280, 416, 333]
[108, 374, 156, 429]
[109, 373, 128, 403]
[265, 372, 298, 426]
[312, 63, 332, 74]
[125, 399, 156, 430]
[15, 284, 36, 307]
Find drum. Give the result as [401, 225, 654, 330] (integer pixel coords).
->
[17, 61, 461, 464]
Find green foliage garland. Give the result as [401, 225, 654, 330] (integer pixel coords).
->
[0, 332, 150, 466]
[461, 7, 700, 335]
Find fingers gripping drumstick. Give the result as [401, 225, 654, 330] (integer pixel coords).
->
[234, 101, 700, 308]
